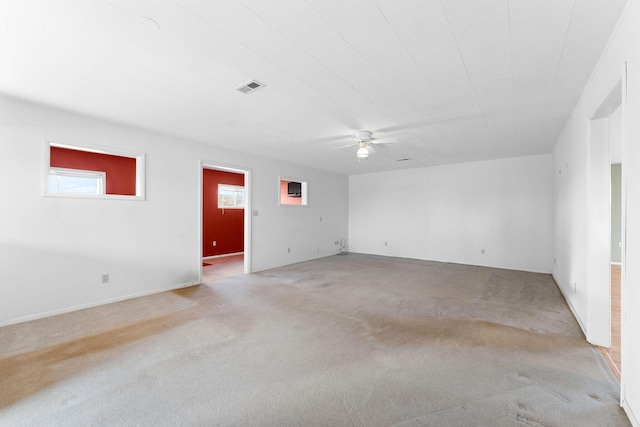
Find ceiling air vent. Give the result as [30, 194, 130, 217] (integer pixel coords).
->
[236, 80, 264, 94]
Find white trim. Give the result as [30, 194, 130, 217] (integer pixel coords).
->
[49, 139, 143, 158]
[554, 273, 588, 338]
[620, 59, 629, 410]
[623, 400, 639, 427]
[44, 193, 145, 201]
[49, 167, 106, 195]
[0, 281, 199, 328]
[203, 252, 244, 260]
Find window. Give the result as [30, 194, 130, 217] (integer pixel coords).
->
[218, 184, 245, 208]
[279, 177, 308, 206]
[44, 140, 146, 200]
[48, 168, 106, 195]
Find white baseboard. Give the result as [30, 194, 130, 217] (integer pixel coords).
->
[0, 280, 200, 328]
[203, 252, 244, 260]
[623, 400, 639, 427]
[552, 273, 588, 338]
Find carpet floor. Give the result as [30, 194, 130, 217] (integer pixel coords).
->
[0, 254, 629, 426]
[202, 254, 244, 283]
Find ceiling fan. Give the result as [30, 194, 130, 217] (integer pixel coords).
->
[333, 130, 399, 160]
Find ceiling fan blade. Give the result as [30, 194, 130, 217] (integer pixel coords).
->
[366, 145, 376, 153]
[331, 143, 356, 149]
[371, 137, 399, 144]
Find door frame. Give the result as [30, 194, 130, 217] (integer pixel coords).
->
[199, 160, 252, 282]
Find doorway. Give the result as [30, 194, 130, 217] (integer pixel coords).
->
[608, 106, 623, 380]
[590, 81, 623, 381]
[200, 163, 251, 282]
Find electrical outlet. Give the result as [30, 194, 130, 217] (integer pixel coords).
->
[574, 282, 577, 293]
[316, 248, 320, 253]
[320, 216, 323, 222]
[101, 274, 109, 284]
[481, 249, 485, 254]
[213, 241, 216, 246]
[554, 258, 556, 265]
[385, 241, 388, 246]
[335, 240, 339, 245]
[287, 247, 290, 253]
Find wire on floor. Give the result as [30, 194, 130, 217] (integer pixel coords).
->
[338, 238, 349, 255]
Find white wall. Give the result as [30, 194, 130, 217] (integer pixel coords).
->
[552, 1, 639, 424]
[0, 95, 348, 326]
[348, 154, 552, 273]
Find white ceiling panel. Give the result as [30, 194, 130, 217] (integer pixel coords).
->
[2, 0, 48, 27]
[261, 39, 315, 74]
[416, 43, 466, 75]
[306, 34, 358, 67]
[348, 29, 407, 64]
[467, 60, 512, 86]
[326, 0, 389, 43]
[369, 51, 418, 83]
[397, 19, 457, 59]
[511, 51, 561, 82]
[441, 0, 508, 28]
[509, 4, 573, 46]
[507, 0, 574, 22]
[449, 8, 510, 46]
[175, 0, 253, 35]
[473, 78, 513, 107]
[459, 37, 511, 71]
[275, 3, 335, 49]
[239, 0, 303, 26]
[375, 0, 446, 34]
[0, 0, 629, 175]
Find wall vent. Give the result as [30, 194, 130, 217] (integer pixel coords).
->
[396, 158, 410, 162]
[236, 80, 264, 94]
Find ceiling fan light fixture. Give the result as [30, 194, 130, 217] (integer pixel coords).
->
[354, 130, 372, 141]
[356, 145, 369, 159]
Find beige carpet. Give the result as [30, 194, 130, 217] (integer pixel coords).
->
[202, 254, 244, 283]
[0, 254, 629, 426]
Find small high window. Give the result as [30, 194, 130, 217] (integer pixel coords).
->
[218, 184, 245, 209]
[49, 168, 106, 195]
[279, 177, 307, 206]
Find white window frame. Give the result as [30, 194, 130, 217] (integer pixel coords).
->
[49, 167, 106, 195]
[43, 139, 146, 200]
[218, 184, 245, 209]
[278, 176, 308, 207]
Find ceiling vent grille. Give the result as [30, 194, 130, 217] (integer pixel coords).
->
[236, 80, 264, 94]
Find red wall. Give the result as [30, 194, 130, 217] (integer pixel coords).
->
[203, 169, 244, 257]
[50, 146, 136, 195]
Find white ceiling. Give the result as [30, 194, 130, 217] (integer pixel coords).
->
[0, 0, 629, 175]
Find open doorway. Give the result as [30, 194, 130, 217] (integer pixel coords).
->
[200, 163, 251, 282]
[608, 105, 623, 380]
[590, 81, 623, 381]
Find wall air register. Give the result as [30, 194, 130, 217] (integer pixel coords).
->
[236, 80, 264, 94]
